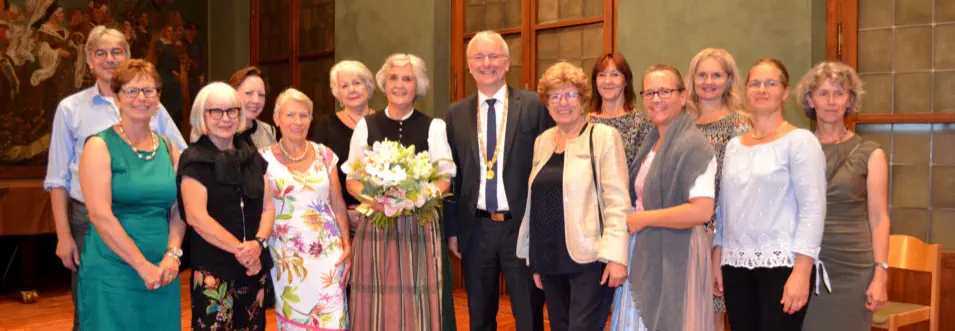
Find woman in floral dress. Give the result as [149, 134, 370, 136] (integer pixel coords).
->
[263, 88, 352, 330]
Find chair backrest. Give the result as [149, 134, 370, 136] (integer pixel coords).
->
[887, 234, 941, 331]
[888, 235, 940, 273]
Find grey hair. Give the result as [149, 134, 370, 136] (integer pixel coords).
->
[189, 82, 247, 142]
[375, 53, 430, 101]
[795, 61, 865, 119]
[329, 60, 375, 101]
[84, 25, 130, 66]
[467, 30, 510, 57]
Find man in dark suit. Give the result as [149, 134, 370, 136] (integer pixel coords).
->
[445, 30, 553, 331]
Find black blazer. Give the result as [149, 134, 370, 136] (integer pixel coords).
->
[444, 86, 554, 253]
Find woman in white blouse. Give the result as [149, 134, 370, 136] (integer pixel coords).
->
[341, 53, 457, 330]
[713, 58, 827, 331]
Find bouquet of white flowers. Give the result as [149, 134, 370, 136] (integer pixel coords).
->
[345, 139, 450, 228]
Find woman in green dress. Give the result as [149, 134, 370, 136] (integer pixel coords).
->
[77, 59, 185, 330]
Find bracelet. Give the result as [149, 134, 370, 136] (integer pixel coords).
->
[164, 251, 181, 263]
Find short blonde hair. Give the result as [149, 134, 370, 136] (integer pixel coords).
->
[85, 26, 130, 66]
[796, 61, 865, 119]
[273, 88, 314, 119]
[189, 82, 247, 142]
[537, 61, 592, 107]
[376, 53, 430, 102]
[686, 48, 747, 116]
[467, 30, 510, 57]
[330, 60, 375, 101]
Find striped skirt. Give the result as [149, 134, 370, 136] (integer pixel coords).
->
[349, 214, 447, 331]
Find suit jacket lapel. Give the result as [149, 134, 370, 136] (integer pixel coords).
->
[466, 95, 481, 166]
[503, 86, 522, 170]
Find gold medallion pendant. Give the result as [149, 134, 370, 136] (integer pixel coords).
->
[486, 169, 495, 180]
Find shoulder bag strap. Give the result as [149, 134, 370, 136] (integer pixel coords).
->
[589, 124, 605, 232]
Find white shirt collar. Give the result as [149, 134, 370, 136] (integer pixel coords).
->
[384, 107, 414, 121]
[478, 84, 508, 107]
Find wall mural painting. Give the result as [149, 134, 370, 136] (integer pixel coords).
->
[0, 0, 206, 177]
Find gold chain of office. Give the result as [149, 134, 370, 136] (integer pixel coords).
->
[477, 99, 508, 180]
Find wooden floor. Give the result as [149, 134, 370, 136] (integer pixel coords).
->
[0, 271, 538, 331]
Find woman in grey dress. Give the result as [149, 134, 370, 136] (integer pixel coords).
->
[589, 52, 651, 165]
[798, 61, 890, 331]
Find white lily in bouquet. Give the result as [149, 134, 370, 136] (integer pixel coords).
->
[345, 139, 451, 228]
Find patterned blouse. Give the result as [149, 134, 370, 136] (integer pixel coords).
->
[590, 110, 652, 168]
[696, 112, 751, 230]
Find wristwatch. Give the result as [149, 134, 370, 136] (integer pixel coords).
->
[165, 246, 183, 260]
[255, 237, 268, 249]
[876, 261, 889, 270]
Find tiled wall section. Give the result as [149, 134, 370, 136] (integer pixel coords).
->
[856, 123, 955, 250]
[536, 23, 604, 83]
[858, 0, 955, 114]
[855, 0, 955, 250]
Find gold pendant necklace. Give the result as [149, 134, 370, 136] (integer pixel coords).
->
[751, 121, 787, 140]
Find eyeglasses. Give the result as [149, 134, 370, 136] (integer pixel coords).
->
[469, 53, 506, 62]
[548, 92, 579, 104]
[747, 80, 783, 89]
[92, 48, 126, 60]
[206, 107, 241, 120]
[120, 87, 159, 98]
[640, 88, 683, 99]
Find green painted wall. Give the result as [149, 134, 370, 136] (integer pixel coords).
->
[335, 0, 451, 117]
[618, 0, 827, 128]
[207, 0, 250, 82]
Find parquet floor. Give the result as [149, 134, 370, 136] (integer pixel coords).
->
[0, 271, 541, 331]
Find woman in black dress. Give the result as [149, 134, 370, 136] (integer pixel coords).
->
[312, 60, 376, 229]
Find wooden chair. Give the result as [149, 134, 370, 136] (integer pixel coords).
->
[871, 235, 940, 331]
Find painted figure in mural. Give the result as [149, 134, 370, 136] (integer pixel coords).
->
[66, 7, 94, 88]
[2, 0, 200, 167]
[131, 10, 149, 58]
[32, 1, 78, 121]
[153, 19, 184, 125]
[88, 0, 114, 29]
[0, 0, 84, 164]
[0, 0, 20, 120]
[182, 20, 201, 101]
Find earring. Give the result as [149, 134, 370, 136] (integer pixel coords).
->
[340, 102, 344, 108]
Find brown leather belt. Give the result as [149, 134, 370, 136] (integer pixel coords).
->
[476, 209, 511, 222]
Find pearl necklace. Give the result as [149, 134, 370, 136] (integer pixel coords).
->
[279, 139, 308, 161]
[115, 123, 159, 161]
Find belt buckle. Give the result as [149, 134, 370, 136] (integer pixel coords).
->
[490, 213, 506, 222]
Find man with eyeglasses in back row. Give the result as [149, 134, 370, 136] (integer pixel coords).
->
[43, 26, 186, 331]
